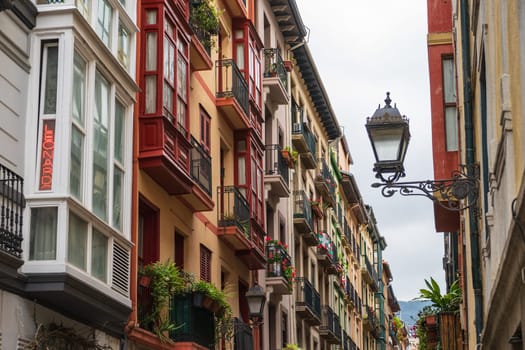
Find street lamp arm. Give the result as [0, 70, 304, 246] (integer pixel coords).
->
[371, 164, 479, 211]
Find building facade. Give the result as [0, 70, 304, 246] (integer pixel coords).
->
[0, 0, 408, 349]
[428, 0, 525, 349]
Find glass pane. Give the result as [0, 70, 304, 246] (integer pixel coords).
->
[177, 98, 186, 132]
[113, 167, 123, 230]
[114, 100, 124, 164]
[238, 156, 245, 185]
[93, 72, 109, 221]
[68, 212, 87, 270]
[44, 45, 59, 115]
[236, 44, 244, 70]
[118, 23, 129, 67]
[234, 29, 243, 39]
[163, 82, 173, 116]
[177, 55, 187, 99]
[91, 229, 108, 281]
[164, 38, 175, 83]
[146, 10, 156, 24]
[70, 126, 84, 199]
[445, 107, 458, 151]
[97, 0, 112, 46]
[73, 53, 85, 124]
[145, 75, 156, 114]
[29, 207, 57, 260]
[146, 32, 157, 71]
[443, 58, 456, 103]
[371, 128, 404, 162]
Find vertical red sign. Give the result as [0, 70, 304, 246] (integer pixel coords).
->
[39, 120, 55, 191]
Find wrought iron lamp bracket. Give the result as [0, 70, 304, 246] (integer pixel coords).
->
[372, 163, 480, 211]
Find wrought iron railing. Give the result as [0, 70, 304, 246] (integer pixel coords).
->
[343, 218, 352, 244]
[293, 190, 313, 227]
[320, 305, 342, 342]
[217, 186, 250, 238]
[265, 144, 289, 184]
[266, 241, 292, 284]
[189, 0, 217, 55]
[215, 59, 249, 115]
[170, 294, 215, 348]
[362, 254, 378, 285]
[0, 164, 24, 258]
[191, 137, 212, 196]
[234, 318, 253, 350]
[317, 158, 337, 201]
[292, 121, 317, 158]
[294, 277, 321, 319]
[263, 48, 288, 89]
[137, 283, 154, 332]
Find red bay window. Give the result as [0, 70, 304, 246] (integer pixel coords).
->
[234, 131, 264, 228]
[233, 20, 263, 137]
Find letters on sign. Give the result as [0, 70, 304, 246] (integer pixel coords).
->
[39, 120, 55, 191]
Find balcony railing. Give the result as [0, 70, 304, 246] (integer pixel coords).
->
[293, 191, 317, 245]
[0, 164, 24, 259]
[234, 318, 253, 350]
[363, 305, 380, 336]
[137, 283, 154, 332]
[191, 137, 212, 196]
[216, 59, 249, 115]
[170, 294, 215, 348]
[263, 48, 287, 89]
[189, 0, 216, 55]
[361, 254, 378, 290]
[266, 241, 292, 282]
[294, 277, 321, 323]
[264, 144, 290, 197]
[291, 120, 317, 159]
[317, 232, 339, 274]
[218, 186, 250, 237]
[320, 305, 342, 344]
[315, 158, 336, 207]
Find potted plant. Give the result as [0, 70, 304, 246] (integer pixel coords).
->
[190, 0, 221, 51]
[142, 260, 185, 341]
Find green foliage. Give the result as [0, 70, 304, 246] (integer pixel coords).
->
[190, 0, 221, 50]
[417, 278, 462, 313]
[143, 260, 185, 341]
[28, 323, 111, 350]
[283, 344, 302, 350]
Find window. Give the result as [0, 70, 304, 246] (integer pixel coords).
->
[442, 57, 458, 151]
[68, 212, 88, 270]
[93, 71, 110, 221]
[96, 0, 113, 47]
[118, 23, 130, 67]
[174, 232, 184, 268]
[200, 107, 211, 151]
[70, 53, 86, 200]
[281, 311, 288, 348]
[200, 244, 211, 282]
[29, 207, 58, 260]
[138, 198, 160, 268]
[67, 211, 111, 281]
[38, 42, 59, 192]
[113, 101, 125, 230]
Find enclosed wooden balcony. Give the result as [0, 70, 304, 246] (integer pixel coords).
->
[215, 59, 250, 130]
[217, 186, 265, 269]
[319, 305, 342, 344]
[264, 144, 290, 197]
[263, 48, 289, 105]
[294, 277, 321, 325]
[139, 116, 193, 194]
[293, 191, 318, 246]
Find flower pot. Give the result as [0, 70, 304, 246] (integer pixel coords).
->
[425, 314, 437, 326]
[139, 275, 151, 288]
[283, 60, 293, 72]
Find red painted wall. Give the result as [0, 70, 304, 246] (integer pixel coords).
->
[427, 0, 459, 231]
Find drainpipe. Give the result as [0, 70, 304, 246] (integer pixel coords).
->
[459, 0, 483, 344]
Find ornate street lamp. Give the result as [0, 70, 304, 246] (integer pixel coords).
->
[246, 283, 266, 323]
[245, 283, 266, 350]
[365, 92, 479, 211]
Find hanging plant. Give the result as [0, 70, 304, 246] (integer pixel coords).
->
[190, 0, 221, 51]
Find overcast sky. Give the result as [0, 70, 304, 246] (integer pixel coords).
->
[297, 0, 446, 300]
